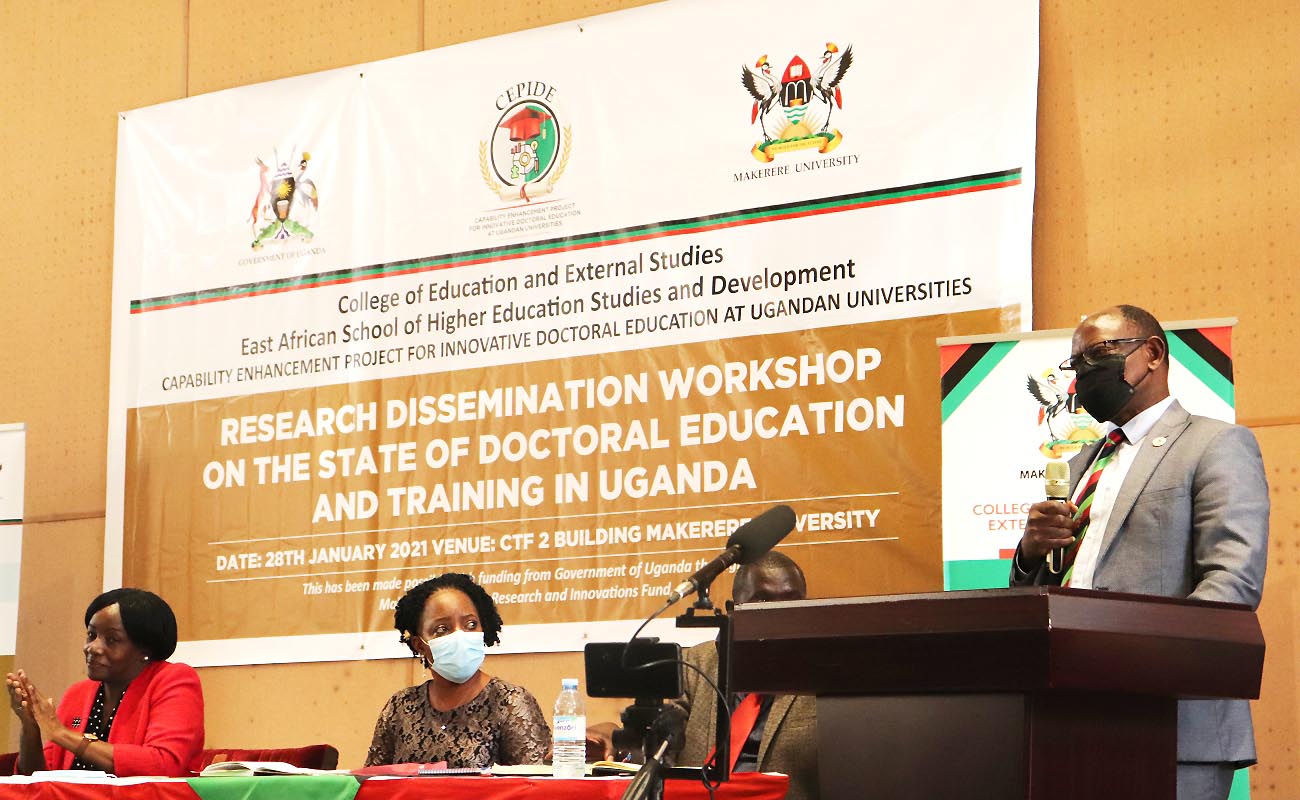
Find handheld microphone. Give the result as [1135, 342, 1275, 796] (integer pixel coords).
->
[1044, 461, 1071, 574]
[665, 504, 796, 605]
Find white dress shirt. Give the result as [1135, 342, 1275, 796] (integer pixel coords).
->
[1067, 395, 1177, 588]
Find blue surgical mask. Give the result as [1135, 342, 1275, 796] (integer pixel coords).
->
[426, 630, 486, 684]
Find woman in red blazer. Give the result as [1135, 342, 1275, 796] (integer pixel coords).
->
[5, 588, 205, 776]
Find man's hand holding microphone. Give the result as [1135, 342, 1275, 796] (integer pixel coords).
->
[1020, 462, 1079, 574]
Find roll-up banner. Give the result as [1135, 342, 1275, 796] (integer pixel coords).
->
[1, 423, 25, 657]
[939, 321, 1237, 589]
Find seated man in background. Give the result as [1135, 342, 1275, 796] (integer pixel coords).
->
[593, 552, 818, 800]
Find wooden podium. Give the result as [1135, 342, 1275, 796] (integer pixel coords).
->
[729, 587, 1264, 800]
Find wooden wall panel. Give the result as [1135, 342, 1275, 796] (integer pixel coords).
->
[1252, 424, 1300, 798]
[1032, 0, 1300, 424]
[1, 0, 1297, 793]
[198, 657, 409, 765]
[187, 0, 422, 96]
[422, 0, 660, 49]
[0, 0, 185, 521]
[6, 517, 106, 750]
[197, 649, 627, 767]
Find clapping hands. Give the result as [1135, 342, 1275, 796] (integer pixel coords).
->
[4, 670, 60, 736]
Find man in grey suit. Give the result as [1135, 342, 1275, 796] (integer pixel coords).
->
[1011, 304, 1269, 800]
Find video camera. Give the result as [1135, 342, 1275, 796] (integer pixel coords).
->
[584, 639, 683, 760]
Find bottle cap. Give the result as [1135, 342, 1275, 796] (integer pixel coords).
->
[562, 678, 579, 690]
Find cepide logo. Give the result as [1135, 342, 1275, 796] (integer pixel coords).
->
[740, 43, 853, 162]
[479, 81, 571, 203]
[248, 147, 321, 250]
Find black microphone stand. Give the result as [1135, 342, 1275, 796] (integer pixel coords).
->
[621, 504, 795, 799]
[673, 583, 731, 785]
[620, 583, 734, 800]
[619, 740, 670, 800]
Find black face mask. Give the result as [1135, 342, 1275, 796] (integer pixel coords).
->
[1074, 354, 1144, 423]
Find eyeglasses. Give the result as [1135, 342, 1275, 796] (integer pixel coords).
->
[1058, 337, 1149, 372]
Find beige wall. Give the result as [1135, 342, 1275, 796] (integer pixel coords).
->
[1, 1, 1296, 794]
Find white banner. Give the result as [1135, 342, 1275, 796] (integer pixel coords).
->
[109, 0, 1039, 665]
[0, 423, 25, 656]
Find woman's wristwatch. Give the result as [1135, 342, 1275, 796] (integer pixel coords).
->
[73, 732, 99, 759]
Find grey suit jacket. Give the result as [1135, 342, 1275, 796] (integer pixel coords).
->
[671, 641, 819, 800]
[1011, 399, 1269, 764]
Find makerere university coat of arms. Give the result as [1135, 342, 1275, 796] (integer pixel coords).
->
[741, 43, 852, 162]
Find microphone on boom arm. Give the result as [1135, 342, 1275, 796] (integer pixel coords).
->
[665, 504, 797, 605]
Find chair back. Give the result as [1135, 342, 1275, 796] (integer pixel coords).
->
[200, 744, 339, 770]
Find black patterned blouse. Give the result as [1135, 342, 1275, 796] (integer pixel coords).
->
[364, 677, 550, 768]
[71, 684, 118, 771]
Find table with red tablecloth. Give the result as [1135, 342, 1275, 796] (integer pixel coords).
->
[0, 773, 788, 800]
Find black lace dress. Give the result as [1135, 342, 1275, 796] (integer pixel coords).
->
[364, 677, 550, 768]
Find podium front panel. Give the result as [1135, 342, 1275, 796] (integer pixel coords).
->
[730, 587, 1263, 699]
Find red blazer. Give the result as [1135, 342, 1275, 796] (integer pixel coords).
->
[45, 660, 205, 776]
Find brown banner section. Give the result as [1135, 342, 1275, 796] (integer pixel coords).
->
[124, 309, 1006, 644]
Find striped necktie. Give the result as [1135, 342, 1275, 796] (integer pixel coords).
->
[1061, 429, 1126, 585]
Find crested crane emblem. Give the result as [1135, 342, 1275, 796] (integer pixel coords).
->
[1026, 369, 1101, 458]
[741, 42, 853, 162]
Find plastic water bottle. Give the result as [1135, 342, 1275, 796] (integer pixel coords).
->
[553, 677, 586, 778]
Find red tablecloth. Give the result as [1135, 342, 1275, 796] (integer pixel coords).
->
[365, 774, 785, 799]
[0, 773, 788, 800]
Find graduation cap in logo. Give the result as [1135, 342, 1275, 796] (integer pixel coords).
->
[499, 106, 552, 141]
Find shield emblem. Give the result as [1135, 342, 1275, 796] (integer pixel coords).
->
[272, 175, 297, 222]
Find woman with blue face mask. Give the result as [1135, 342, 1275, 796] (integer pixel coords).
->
[364, 573, 550, 768]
